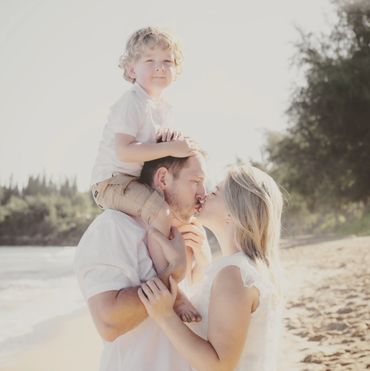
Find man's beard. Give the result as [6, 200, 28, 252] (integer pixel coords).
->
[164, 188, 194, 224]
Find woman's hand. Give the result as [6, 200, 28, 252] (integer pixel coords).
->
[138, 276, 178, 323]
[178, 219, 211, 275]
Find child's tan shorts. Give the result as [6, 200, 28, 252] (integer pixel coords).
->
[91, 173, 166, 225]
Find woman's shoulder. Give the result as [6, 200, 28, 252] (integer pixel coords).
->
[210, 253, 272, 299]
[210, 263, 259, 317]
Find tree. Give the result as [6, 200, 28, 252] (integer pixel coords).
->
[268, 0, 370, 208]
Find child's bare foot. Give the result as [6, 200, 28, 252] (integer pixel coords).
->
[174, 291, 201, 323]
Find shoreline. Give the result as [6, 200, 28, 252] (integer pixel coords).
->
[1, 235, 369, 371]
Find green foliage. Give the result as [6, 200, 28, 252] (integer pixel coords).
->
[0, 175, 100, 246]
[268, 0, 370, 208]
[338, 209, 370, 235]
[260, 1, 370, 236]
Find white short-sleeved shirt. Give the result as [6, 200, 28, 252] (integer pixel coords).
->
[74, 210, 191, 371]
[91, 83, 172, 185]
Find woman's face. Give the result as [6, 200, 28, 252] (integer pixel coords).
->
[198, 180, 229, 229]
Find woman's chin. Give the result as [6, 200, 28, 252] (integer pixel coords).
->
[197, 207, 210, 225]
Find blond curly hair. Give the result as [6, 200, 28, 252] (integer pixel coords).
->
[118, 27, 183, 83]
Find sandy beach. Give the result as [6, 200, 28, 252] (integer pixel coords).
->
[0, 309, 101, 371]
[1, 235, 369, 371]
[279, 235, 370, 370]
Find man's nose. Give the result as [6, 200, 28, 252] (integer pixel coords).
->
[197, 183, 206, 199]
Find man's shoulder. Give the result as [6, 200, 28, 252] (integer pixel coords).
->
[93, 209, 145, 232]
[78, 210, 146, 248]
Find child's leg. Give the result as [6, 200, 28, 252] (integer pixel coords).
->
[174, 289, 202, 323]
[148, 251, 201, 323]
[94, 174, 170, 232]
[147, 231, 201, 323]
[147, 225, 188, 280]
[146, 227, 170, 278]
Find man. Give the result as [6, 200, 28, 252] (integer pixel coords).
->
[74, 150, 207, 371]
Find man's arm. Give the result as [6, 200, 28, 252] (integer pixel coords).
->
[88, 287, 146, 342]
[87, 261, 182, 342]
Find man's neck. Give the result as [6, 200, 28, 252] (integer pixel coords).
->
[171, 215, 194, 229]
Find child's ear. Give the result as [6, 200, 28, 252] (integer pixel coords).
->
[127, 64, 136, 80]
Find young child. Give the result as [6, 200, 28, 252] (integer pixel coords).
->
[90, 27, 199, 321]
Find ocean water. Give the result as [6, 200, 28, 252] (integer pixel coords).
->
[0, 246, 84, 361]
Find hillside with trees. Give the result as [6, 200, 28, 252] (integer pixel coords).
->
[262, 0, 370, 235]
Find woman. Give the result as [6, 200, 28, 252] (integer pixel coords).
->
[138, 165, 284, 371]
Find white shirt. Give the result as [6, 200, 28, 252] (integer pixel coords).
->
[74, 210, 191, 371]
[91, 83, 172, 185]
[189, 252, 282, 371]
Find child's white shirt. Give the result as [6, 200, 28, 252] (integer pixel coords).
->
[91, 82, 172, 185]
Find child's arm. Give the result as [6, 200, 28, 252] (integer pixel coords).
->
[147, 227, 202, 323]
[115, 133, 195, 163]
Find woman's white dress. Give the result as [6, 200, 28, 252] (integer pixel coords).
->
[188, 252, 282, 371]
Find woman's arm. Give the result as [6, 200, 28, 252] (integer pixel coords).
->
[139, 266, 258, 371]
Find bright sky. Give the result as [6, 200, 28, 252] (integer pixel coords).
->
[0, 0, 336, 190]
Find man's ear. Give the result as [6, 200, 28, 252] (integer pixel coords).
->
[153, 167, 172, 191]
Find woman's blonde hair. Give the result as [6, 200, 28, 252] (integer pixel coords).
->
[224, 165, 283, 289]
[118, 26, 183, 83]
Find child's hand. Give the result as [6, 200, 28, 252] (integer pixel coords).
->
[157, 128, 184, 142]
[169, 138, 197, 158]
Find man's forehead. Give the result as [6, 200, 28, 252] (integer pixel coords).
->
[181, 155, 207, 178]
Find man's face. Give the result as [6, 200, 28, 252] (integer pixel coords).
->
[163, 155, 207, 224]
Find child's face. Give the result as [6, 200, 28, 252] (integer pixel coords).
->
[128, 46, 177, 98]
